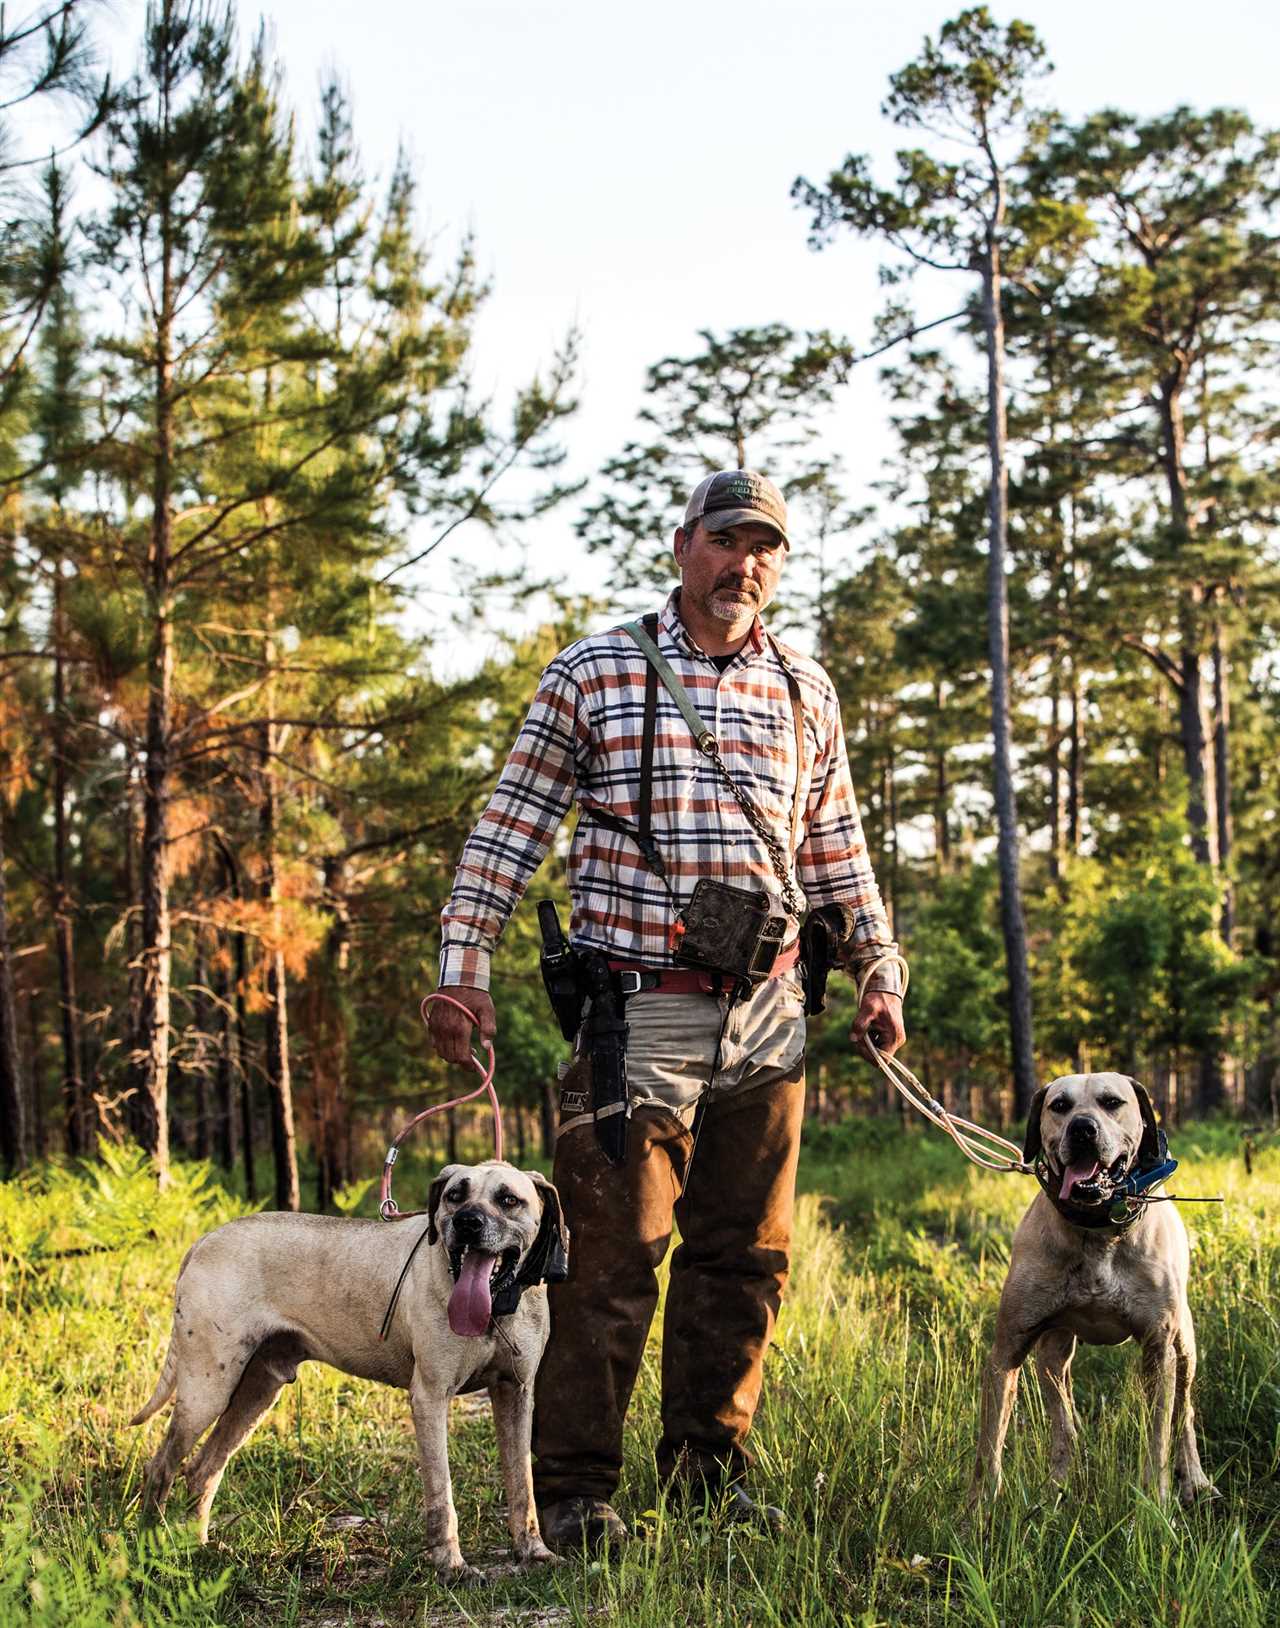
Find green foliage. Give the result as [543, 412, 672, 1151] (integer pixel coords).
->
[1038, 821, 1258, 1072]
[1, 1478, 231, 1627]
[907, 865, 1008, 1071]
[0, 1138, 251, 1270]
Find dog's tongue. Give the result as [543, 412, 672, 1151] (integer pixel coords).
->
[449, 1251, 496, 1337]
[1059, 1159, 1101, 1202]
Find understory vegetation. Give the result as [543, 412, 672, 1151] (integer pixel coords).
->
[2, 1125, 1276, 1626]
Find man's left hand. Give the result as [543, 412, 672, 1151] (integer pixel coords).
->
[850, 990, 906, 1061]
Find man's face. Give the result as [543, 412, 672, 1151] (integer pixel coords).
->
[673, 521, 787, 628]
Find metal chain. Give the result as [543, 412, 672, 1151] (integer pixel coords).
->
[700, 739, 806, 920]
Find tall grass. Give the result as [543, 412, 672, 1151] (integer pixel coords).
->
[2, 1126, 1276, 1625]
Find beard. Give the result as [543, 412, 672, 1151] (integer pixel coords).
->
[707, 580, 760, 622]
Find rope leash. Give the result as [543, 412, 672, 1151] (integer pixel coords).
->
[378, 992, 504, 1221]
[857, 959, 1223, 1211]
[855, 954, 1031, 1174]
[374, 994, 505, 1340]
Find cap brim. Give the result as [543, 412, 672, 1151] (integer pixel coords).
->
[702, 508, 789, 545]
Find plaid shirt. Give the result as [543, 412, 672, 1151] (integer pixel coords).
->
[439, 592, 899, 993]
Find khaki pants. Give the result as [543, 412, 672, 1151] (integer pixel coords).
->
[532, 978, 806, 1505]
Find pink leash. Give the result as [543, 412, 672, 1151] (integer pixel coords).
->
[378, 993, 504, 1221]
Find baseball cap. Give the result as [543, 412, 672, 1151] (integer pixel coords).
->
[683, 470, 789, 546]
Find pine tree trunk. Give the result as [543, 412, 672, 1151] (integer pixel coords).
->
[53, 569, 89, 1155]
[1212, 611, 1234, 944]
[1157, 379, 1216, 868]
[315, 855, 352, 1211]
[260, 711, 300, 1212]
[934, 684, 950, 872]
[27, 988, 47, 1159]
[1156, 377, 1226, 1107]
[212, 940, 236, 1170]
[130, 274, 176, 1182]
[0, 817, 31, 1175]
[217, 840, 255, 1197]
[235, 925, 253, 1200]
[980, 233, 1037, 1114]
[191, 936, 211, 1160]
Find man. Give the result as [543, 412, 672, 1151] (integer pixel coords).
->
[428, 469, 905, 1549]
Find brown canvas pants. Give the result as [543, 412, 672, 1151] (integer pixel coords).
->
[532, 984, 806, 1506]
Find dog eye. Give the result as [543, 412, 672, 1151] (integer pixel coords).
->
[1098, 1096, 1124, 1111]
[499, 1194, 524, 1210]
[445, 1186, 467, 1205]
[1048, 1098, 1070, 1114]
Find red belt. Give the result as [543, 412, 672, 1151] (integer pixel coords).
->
[608, 938, 800, 997]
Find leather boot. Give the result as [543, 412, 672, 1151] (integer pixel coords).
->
[656, 1063, 805, 1487]
[532, 1067, 693, 1507]
[539, 1495, 629, 1553]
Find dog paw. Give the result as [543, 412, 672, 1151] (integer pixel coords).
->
[1178, 1475, 1220, 1506]
[516, 1541, 562, 1569]
[433, 1558, 486, 1588]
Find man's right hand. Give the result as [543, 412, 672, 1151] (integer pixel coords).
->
[427, 986, 496, 1065]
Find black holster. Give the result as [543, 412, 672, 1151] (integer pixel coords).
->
[799, 903, 859, 1016]
[538, 901, 631, 1165]
[579, 952, 630, 1166]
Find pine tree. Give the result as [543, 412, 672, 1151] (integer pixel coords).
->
[88, 1, 329, 1179]
[1031, 109, 1280, 894]
[794, 7, 1064, 1110]
[577, 324, 852, 597]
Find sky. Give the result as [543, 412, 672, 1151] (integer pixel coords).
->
[97, 0, 1280, 655]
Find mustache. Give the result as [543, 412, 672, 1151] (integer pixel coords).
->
[713, 576, 760, 597]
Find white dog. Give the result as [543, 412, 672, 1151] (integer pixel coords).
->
[971, 1074, 1214, 1505]
[131, 1161, 568, 1580]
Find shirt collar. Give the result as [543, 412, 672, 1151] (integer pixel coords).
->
[660, 589, 767, 665]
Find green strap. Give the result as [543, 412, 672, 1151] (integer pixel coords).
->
[621, 621, 718, 755]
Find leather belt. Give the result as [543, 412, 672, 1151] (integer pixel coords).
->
[608, 939, 800, 997]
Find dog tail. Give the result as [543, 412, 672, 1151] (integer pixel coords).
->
[129, 1332, 178, 1425]
[129, 1240, 198, 1426]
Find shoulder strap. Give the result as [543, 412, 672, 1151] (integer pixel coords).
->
[767, 635, 807, 856]
[619, 619, 808, 919]
[621, 620, 717, 754]
[637, 613, 659, 854]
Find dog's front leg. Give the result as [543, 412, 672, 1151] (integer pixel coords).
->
[408, 1377, 481, 1583]
[968, 1348, 1022, 1506]
[489, 1376, 557, 1567]
[1172, 1305, 1215, 1504]
[1033, 1329, 1078, 1486]
[1139, 1324, 1177, 1502]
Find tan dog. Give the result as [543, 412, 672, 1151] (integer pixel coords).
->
[131, 1161, 568, 1581]
[971, 1073, 1215, 1506]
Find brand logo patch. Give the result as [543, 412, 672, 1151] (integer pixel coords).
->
[559, 1088, 587, 1114]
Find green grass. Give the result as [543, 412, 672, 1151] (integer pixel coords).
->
[2, 1124, 1277, 1626]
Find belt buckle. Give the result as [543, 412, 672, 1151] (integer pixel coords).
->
[618, 969, 643, 997]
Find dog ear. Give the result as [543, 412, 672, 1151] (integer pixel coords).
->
[426, 1164, 463, 1245]
[1022, 1087, 1048, 1166]
[1128, 1079, 1168, 1168]
[519, 1172, 570, 1285]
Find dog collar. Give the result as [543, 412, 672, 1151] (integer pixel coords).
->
[1035, 1154, 1179, 1231]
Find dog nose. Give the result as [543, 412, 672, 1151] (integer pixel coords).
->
[452, 1208, 487, 1240]
[1070, 1115, 1100, 1144]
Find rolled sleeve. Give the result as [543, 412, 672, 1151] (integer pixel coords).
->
[438, 660, 585, 987]
[796, 700, 902, 997]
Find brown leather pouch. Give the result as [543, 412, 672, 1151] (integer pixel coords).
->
[672, 878, 785, 984]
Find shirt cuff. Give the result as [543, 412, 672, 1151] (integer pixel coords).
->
[438, 943, 492, 992]
[851, 951, 904, 998]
